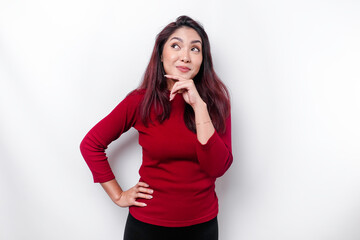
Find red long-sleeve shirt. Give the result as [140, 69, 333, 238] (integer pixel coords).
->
[80, 89, 233, 227]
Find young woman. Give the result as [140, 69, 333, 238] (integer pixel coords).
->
[80, 15, 232, 240]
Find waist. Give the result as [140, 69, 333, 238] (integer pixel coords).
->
[129, 177, 218, 227]
[127, 211, 218, 229]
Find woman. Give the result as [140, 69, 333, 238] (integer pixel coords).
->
[80, 15, 232, 240]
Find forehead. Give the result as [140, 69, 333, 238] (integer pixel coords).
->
[168, 27, 202, 42]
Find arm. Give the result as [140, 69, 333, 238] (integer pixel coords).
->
[168, 75, 233, 178]
[79, 95, 135, 183]
[192, 100, 215, 144]
[195, 114, 232, 178]
[80, 90, 153, 207]
[192, 100, 232, 178]
[167, 74, 215, 144]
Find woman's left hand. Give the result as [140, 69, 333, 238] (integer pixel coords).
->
[166, 74, 204, 108]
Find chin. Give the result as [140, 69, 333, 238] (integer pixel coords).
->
[181, 73, 193, 78]
[180, 72, 196, 79]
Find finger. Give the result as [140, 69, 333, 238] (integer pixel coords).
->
[138, 187, 154, 194]
[165, 74, 187, 82]
[137, 192, 153, 199]
[169, 92, 177, 101]
[169, 88, 181, 101]
[137, 182, 150, 188]
[169, 89, 182, 101]
[170, 82, 191, 99]
[170, 89, 186, 101]
[133, 201, 147, 207]
[169, 81, 192, 101]
[171, 81, 190, 92]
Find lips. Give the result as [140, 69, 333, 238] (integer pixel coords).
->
[176, 66, 191, 73]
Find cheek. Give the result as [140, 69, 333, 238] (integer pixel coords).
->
[162, 48, 177, 63]
[194, 57, 203, 71]
[191, 60, 203, 78]
[168, 54, 178, 62]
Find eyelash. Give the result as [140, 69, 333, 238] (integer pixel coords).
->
[171, 44, 180, 49]
[192, 47, 200, 52]
[171, 44, 200, 52]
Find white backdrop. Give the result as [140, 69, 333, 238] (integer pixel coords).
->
[1, 0, 360, 239]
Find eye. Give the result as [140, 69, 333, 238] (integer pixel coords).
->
[171, 43, 180, 49]
[191, 47, 200, 52]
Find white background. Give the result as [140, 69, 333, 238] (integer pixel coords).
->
[1, 0, 360, 239]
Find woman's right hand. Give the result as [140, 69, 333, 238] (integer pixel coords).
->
[114, 182, 153, 207]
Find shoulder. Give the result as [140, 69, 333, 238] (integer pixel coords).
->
[126, 88, 146, 98]
[107, 89, 145, 118]
[113, 89, 146, 115]
[122, 89, 146, 104]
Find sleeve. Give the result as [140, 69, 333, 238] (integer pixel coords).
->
[195, 114, 233, 178]
[79, 91, 141, 183]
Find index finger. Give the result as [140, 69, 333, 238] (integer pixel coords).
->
[164, 75, 187, 82]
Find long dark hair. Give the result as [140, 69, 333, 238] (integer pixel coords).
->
[138, 15, 230, 133]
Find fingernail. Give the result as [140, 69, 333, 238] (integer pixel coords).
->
[150, 190, 154, 194]
[143, 203, 147, 206]
[149, 196, 153, 199]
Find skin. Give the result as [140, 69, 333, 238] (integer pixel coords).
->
[162, 27, 203, 90]
[163, 27, 215, 144]
[101, 27, 215, 208]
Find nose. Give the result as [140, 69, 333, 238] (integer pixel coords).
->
[181, 50, 191, 63]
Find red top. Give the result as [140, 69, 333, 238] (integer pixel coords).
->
[80, 89, 233, 227]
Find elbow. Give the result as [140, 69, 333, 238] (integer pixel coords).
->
[202, 153, 233, 178]
[79, 135, 98, 159]
[79, 137, 88, 156]
[216, 153, 233, 177]
[79, 133, 105, 156]
[79, 139, 85, 154]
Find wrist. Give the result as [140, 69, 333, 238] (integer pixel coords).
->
[111, 191, 123, 202]
[192, 100, 207, 112]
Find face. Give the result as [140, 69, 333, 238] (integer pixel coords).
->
[161, 27, 203, 81]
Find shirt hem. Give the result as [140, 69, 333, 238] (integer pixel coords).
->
[129, 207, 218, 227]
[196, 131, 218, 150]
[93, 174, 115, 183]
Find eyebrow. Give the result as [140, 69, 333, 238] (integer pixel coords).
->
[170, 37, 202, 44]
